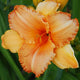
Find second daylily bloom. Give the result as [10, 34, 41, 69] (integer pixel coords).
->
[1, 0, 79, 77]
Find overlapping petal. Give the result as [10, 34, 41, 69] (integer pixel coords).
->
[31, 40, 55, 77]
[53, 44, 79, 69]
[18, 40, 55, 77]
[8, 5, 49, 44]
[45, 0, 68, 10]
[47, 12, 79, 47]
[18, 43, 39, 73]
[36, 1, 60, 16]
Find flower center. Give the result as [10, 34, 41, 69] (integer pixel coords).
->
[39, 32, 49, 45]
[46, 33, 49, 36]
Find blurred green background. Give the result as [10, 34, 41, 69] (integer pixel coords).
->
[0, 0, 80, 80]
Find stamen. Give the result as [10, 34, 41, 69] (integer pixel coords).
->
[46, 33, 49, 36]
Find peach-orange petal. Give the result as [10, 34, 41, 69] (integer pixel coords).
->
[18, 43, 39, 73]
[47, 12, 79, 47]
[18, 40, 55, 77]
[53, 44, 79, 69]
[8, 5, 49, 44]
[31, 40, 55, 77]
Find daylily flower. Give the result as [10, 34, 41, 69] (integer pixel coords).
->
[1, 1, 79, 77]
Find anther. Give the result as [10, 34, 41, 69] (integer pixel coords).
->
[46, 33, 49, 36]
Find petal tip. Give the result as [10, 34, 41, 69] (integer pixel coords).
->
[53, 44, 79, 69]
[74, 18, 79, 27]
[48, 12, 79, 47]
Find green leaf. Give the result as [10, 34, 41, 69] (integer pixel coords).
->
[22, 0, 33, 6]
[0, 60, 11, 80]
[0, 1, 6, 10]
[10, 0, 33, 6]
[0, 0, 7, 5]
[0, 12, 8, 32]
[72, 0, 80, 39]
[0, 10, 9, 31]
[42, 63, 63, 80]
[61, 71, 78, 80]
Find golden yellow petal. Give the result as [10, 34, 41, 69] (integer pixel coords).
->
[33, 0, 43, 6]
[1, 30, 23, 53]
[36, 1, 60, 16]
[56, 0, 68, 10]
[45, 0, 68, 10]
[28, 6, 35, 10]
[1, 35, 8, 49]
[53, 44, 79, 69]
